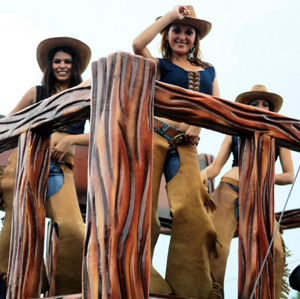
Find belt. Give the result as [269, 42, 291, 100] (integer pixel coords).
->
[51, 153, 74, 170]
[154, 118, 186, 146]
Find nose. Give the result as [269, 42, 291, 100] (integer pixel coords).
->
[258, 104, 268, 111]
[58, 61, 67, 68]
[178, 32, 186, 39]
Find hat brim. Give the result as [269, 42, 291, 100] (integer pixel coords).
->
[156, 16, 212, 40]
[36, 37, 91, 74]
[235, 91, 283, 113]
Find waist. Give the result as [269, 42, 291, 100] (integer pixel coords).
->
[154, 118, 187, 146]
[51, 153, 74, 170]
[154, 118, 184, 138]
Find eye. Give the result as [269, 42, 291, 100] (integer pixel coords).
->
[186, 29, 194, 36]
[262, 101, 270, 107]
[250, 101, 259, 107]
[172, 27, 181, 34]
[53, 59, 61, 64]
[65, 59, 73, 64]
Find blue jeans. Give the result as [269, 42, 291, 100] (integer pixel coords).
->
[164, 147, 180, 183]
[48, 161, 64, 199]
[154, 127, 181, 183]
[225, 182, 240, 221]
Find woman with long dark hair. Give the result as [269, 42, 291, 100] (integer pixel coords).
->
[0, 36, 91, 296]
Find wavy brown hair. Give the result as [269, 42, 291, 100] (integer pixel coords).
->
[160, 24, 211, 68]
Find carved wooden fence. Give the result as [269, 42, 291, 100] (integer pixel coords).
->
[1, 51, 300, 299]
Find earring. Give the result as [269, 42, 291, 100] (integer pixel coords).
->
[165, 40, 170, 58]
[188, 45, 195, 61]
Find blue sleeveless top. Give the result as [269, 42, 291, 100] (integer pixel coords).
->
[231, 136, 280, 167]
[158, 58, 215, 95]
[36, 85, 85, 134]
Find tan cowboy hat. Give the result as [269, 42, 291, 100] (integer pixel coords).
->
[156, 5, 211, 40]
[36, 36, 91, 74]
[235, 85, 283, 113]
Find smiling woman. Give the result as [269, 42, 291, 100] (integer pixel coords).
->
[132, 5, 221, 299]
[0, 36, 91, 296]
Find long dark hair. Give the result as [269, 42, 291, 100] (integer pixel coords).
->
[37, 46, 83, 101]
[160, 25, 211, 68]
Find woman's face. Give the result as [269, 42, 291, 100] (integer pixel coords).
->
[52, 51, 73, 83]
[249, 99, 270, 111]
[167, 24, 196, 56]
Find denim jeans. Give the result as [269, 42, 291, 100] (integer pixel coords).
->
[164, 147, 180, 183]
[154, 127, 181, 183]
[48, 161, 64, 199]
[225, 182, 240, 221]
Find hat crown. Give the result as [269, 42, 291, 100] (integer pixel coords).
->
[185, 5, 197, 19]
[156, 5, 211, 40]
[251, 85, 268, 93]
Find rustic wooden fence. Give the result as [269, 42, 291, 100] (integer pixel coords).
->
[1, 51, 300, 299]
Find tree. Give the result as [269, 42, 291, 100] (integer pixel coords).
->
[291, 292, 300, 299]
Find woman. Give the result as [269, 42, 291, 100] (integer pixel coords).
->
[201, 85, 294, 298]
[133, 5, 221, 298]
[0, 36, 91, 296]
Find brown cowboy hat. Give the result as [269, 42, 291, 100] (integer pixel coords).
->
[156, 5, 211, 40]
[235, 85, 283, 113]
[36, 36, 91, 74]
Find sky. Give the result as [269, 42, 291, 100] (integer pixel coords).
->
[1, 0, 300, 298]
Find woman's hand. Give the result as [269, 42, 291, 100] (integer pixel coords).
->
[185, 125, 201, 145]
[51, 135, 73, 162]
[173, 5, 190, 20]
[201, 169, 208, 188]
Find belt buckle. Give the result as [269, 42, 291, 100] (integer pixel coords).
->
[173, 133, 185, 145]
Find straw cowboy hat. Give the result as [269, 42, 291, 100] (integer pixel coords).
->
[235, 85, 283, 113]
[36, 36, 91, 74]
[156, 5, 212, 40]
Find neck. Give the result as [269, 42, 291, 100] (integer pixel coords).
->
[171, 53, 189, 62]
[53, 82, 71, 94]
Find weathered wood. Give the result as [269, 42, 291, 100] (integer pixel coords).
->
[0, 85, 91, 153]
[1, 52, 300, 299]
[83, 52, 156, 298]
[45, 220, 59, 297]
[36, 293, 194, 299]
[154, 81, 300, 152]
[238, 132, 275, 298]
[7, 130, 51, 299]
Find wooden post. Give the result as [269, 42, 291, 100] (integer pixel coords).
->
[238, 132, 275, 298]
[7, 130, 51, 299]
[83, 52, 156, 299]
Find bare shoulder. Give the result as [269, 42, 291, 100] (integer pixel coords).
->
[9, 86, 37, 114]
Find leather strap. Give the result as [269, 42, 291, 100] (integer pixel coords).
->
[153, 118, 182, 139]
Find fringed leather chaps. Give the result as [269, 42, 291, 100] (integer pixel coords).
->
[150, 133, 172, 295]
[0, 150, 49, 293]
[151, 133, 220, 298]
[209, 177, 239, 293]
[0, 150, 18, 286]
[46, 161, 85, 296]
[209, 177, 289, 299]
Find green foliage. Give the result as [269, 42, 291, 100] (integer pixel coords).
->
[291, 292, 300, 299]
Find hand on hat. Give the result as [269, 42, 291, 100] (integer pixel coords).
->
[173, 5, 190, 20]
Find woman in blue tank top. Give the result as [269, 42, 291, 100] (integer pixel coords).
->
[201, 85, 294, 298]
[0, 37, 91, 296]
[133, 5, 221, 298]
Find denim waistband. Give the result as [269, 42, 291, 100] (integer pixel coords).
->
[154, 120, 184, 142]
[225, 182, 239, 194]
[50, 153, 74, 169]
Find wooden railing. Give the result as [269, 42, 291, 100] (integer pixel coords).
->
[1, 51, 300, 299]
